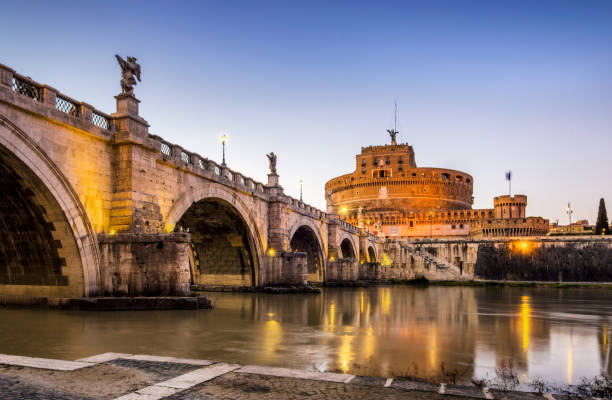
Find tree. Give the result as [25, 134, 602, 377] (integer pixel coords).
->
[595, 198, 609, 235]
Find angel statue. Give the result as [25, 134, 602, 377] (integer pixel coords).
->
[386, 129, 398, 144]
[115, 55, 141, 96]
[267, 152, 277, 174]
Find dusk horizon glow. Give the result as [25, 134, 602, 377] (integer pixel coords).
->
[2, 1, 612, 224]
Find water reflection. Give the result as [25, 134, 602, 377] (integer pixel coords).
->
[0, 286, 610, 386]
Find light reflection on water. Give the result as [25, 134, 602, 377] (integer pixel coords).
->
[0, 286, 610, 385]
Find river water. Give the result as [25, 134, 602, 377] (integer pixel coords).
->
[0, 286, 610, 387]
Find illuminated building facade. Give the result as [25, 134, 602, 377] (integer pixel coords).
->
[325, 133, 548, 238]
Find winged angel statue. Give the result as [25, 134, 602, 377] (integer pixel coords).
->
[115, 54, 141, 96]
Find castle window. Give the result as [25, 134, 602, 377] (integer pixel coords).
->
[398, 165, 403, 171]
[412, 173, 417, 177]
[441, 173, 450, 180]
[361, 168, 366, 174]
[373, 157, 378, 166]
[409, 221, 413, 227]
[466, 178, 471, 183]
[452, 224, 456, 229]
[460, 224, 464, 229]
[385, 156, 390, 164]
[361, 159, 366, 166]
[398, 156, 403, 164]
[456, 175, 463, 181]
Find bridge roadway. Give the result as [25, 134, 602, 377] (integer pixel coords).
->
[0, 62, 383, 302]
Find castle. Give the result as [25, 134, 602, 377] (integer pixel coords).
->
[324, 132, 548, 238]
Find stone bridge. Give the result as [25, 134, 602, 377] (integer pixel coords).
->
[0, 62, 383, 302]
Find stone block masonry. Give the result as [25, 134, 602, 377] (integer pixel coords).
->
[98, 233, 190, 296]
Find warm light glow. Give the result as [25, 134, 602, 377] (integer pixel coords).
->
[338, 334, 354, 373]
[109, 229, 116, 236]
[521, 295, 530, 352]
[382, 252, 391, 266]
[267, 248, 276, 256]
[341, 206, 347, 214]
[381, 287, 391, 315]
[263, 320, 282, 355]
[165, 224, 174, 233]
[567, 336, 573, 384]
[329, 300, 335, 327]
[220, 132, 227, 144]
[330, 256, 335, 261]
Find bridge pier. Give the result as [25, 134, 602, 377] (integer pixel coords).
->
[97, 232, 191, 296]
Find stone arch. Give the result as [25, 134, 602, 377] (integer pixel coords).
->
[166, 184, 264, 287]
[288, 222, 325, 282]
[0, 114, 100, 297]
[367, 245, 377, 262]
[340, 237, 356, 259]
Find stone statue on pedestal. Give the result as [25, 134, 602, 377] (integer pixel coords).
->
[267, 152, 277, 174]
[115, 55, 141, 96]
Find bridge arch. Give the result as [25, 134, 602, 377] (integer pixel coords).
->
[0, 115, 100, 297]
[288, 222, 325, 282]
[367, 245, 377, 262]
[340, 236, 357, 259]
[167, 184, 264, 287]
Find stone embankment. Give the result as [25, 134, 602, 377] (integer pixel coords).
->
[0, 352, 576, 400]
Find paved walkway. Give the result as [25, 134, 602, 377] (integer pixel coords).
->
[0, 353, 569, 399]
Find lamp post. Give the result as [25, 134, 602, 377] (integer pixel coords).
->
[566, 202, 573, 234]
[220, 132, 227, 166]
[298, 179, 303, 202]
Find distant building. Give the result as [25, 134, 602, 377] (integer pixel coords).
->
[325, 132, 548, 238]
[549, 219, 594, 235]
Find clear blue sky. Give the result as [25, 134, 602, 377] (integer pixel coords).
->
[2, 1, 612, 224]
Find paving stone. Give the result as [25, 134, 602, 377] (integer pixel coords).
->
[106, 359, 202, 381]
[76, 352, 132, 363]
[350, 375, 387, 386]
[124, 355, 211, 366]
[156, 363, 240, 389]
[237, 365, 354, 383]
[0, 375, 96, 400]
[390, 377, 440, 392]
[446, 383, 487, 398]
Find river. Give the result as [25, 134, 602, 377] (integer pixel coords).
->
[0, 286, 610, 387]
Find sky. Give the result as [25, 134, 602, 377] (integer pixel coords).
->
[2, 1, 612, 224]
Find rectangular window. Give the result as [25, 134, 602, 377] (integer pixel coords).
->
[398, 156, 403, 164]
[385, 156, 390, 164]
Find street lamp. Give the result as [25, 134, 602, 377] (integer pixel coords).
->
[220, 132, 227, 166]
[566, 202, 573, 234]
[298, 179, 303, 202]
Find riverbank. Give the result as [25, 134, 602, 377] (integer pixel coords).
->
[0, 352, 579, 399]
[390, 278, 612, 289]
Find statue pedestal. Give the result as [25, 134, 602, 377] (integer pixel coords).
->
[115, 93, 140, 116]
[267, 173, 279, 187]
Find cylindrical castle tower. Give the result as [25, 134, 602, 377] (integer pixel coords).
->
[493, 195, 527, 219]
[324, 134, 474, 223]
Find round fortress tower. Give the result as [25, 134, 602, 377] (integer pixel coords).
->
[493, 195, 527, 219]
[324, 132, 474, 222]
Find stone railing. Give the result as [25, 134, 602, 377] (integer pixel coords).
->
[0, 64, 112, 132]
[287, 197, 325, 219]
[148, 134, 267, 195]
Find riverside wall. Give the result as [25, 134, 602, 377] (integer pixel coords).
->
[385, 236, 612, 282]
